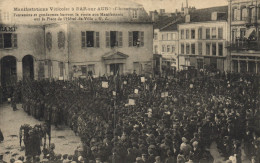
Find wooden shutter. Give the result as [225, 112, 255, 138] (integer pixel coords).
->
[81, 31, 86, 48]
[12, 33, 17, 48]
[106, 31, 110, 47]
[128, 31, 133, 47]
[140, 31, 144, 46]
[0, 34, 3, 48]
[118, 31, 123, 47]
[95, 32, 100, 48]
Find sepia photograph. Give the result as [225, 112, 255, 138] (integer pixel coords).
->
[0, 0, 259, 162]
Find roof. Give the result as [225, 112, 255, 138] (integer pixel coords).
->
[154, 16, 180, 29]
[189, 6, 228, 22]
[160, 18, 185, 31]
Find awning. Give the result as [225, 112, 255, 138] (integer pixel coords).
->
[245, 28, 256, 38]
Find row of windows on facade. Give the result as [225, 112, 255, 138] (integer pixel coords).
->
[153, 45, 176, 54]
[38, 61, 95, 78]
[180, 42, 224, 56]
[154, 33, 176, 41]
[232, 6, 260, 21]
[180, 27, 223, 40]
[231, 28, 256, 42]
[81, 31, 144, 48]
[0, 33, 17, 48]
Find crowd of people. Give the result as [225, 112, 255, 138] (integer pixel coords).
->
[3, 70, 260, 163]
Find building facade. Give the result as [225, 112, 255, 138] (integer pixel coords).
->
[228, 0, 260, 73]
[153, 27, 179, 72]
[178, 7, 229, 72]
[0, 0, 153, 87]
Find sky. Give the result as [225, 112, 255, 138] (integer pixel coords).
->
[132, 0, 228, 12]
[0, 0, 228, 13]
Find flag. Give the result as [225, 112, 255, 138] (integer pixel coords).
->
[129, 99, 135, 105]
[102, 81, 108, 88]
[141, 77, 145, 83]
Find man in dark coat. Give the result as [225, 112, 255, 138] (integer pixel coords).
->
[0, 129, 3, 142]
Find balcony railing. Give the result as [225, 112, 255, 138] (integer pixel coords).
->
[227, 40, 260, 51]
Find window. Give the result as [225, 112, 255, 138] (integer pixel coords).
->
[129, 31, 144, 47]
[162, 33, 167, 40]
[81, 66, 87, 76]
[232, 30, 237, 43]
[186, 29, 190, 39]
[181, 44, 184, 54]
[181, 30, 184, 39]
[212, 43, 216, 56]
[186, 44, 190, 54]
[154, 45, 158, 53]
[46, 32, 52, 51]
[58, 31, 65, 49]
[198, 42, 202, 55]
[240, 28, 246, 39]
[171, 33, 175, 40]
[206, 28, 210, 39]
[88, 65, 95, 76]
[191, 43, 195, 54]
[191, 29, 195, 39]
[81, 31, 100, 48]
[218, 43, 223, 56]
[241, 7, 247, 21]
[218, 28, 223, 39]
[167, 45, 171, 52]
[197, 59, 203, 69]
[206, 43, 210, 55]
[212, 28, 216, 39]
[171, 45, 175, 53]
[132, 10, 138, 19]
[59, 62, 64, 77]
[198, 28, 202, 39]
[162, 45, 166, 52]
[232, 8, 238, 21]
[154, 33, 158, 40]
[167, 33, 171, 40]
[106, 31, 123, 48]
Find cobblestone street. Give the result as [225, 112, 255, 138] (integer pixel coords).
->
[0, 103, 82, 162]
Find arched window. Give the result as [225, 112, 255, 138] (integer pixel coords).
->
[57, 31, 65, 49]
[241, 6, 247, 21]
[232, 7, 238, 21]
[46, 32, 52, 51]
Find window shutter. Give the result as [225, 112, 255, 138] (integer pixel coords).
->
[118, 31, 123, 47]
[140, 31, 144, 46]
[81, 31, 86, 48]
[0, 34, 3, 48]
[95, 32, 100, 48]
[128, 31, 133, 47]
[12, 33, 17, 48]
[106, 31, 110, 47]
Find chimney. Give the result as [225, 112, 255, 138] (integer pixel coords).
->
[185, 14, 190, 23]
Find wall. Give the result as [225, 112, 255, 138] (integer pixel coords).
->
[68, 22, 153, 76]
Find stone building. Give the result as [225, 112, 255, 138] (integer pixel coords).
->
[228, 0, 260, 73]
[0, 0, 153, 87]
[178, 6, 229, 72]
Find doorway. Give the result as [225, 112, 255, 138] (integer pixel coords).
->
[110, 64, 123, 75]
[22, 55, 34, 80]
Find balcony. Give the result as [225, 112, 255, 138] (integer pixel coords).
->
[227, 40, 260, 51]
